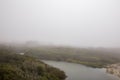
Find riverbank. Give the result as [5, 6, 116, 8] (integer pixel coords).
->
[106, 63, 120, 79]
[23, 46, 120, 68]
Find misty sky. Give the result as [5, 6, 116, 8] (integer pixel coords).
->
[0, 0, 120, 47]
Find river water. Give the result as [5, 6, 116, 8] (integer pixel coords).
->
[43, 60, 119, 80]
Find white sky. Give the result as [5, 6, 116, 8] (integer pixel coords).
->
[0, 0, 120, 47]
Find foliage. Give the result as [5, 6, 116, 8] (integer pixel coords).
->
[0, 46, 66, 80]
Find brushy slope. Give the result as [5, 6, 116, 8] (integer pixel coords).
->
[0, 46, 66, 80]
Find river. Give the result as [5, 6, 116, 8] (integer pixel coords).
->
[43, 60, 120, 80]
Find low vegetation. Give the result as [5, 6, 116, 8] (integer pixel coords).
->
[1, 44, 120, 68]
[0, 46, 66, 80]
[24, 46, 120, 68]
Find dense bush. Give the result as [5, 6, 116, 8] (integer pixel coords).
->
[0, 47, 66, 80]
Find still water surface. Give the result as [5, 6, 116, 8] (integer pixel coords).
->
[43, 60, 119, 80]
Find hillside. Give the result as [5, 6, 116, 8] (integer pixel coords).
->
[1, 44, 120, 68]
[0, 47, 66, 80]
[24, 46, 120, 68]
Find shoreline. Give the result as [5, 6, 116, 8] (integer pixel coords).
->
[106, 63, 120, 79]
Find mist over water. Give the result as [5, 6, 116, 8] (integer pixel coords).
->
[0, 0, 120, 48]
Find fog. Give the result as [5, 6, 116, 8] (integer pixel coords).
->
[0, 0, 120, 47]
